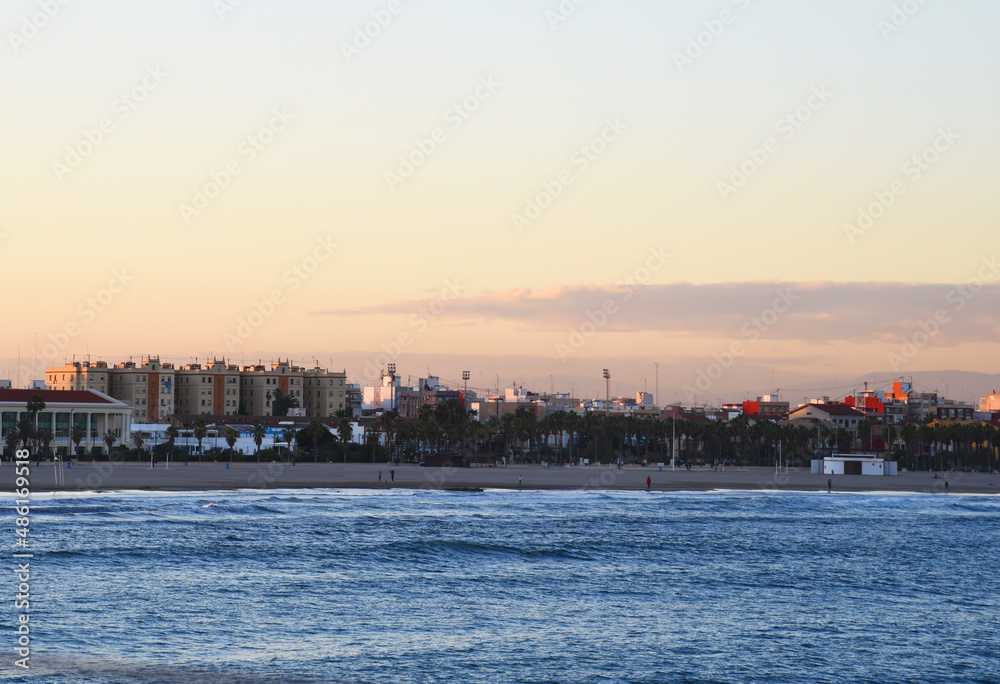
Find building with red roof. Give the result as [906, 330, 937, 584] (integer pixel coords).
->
[0, 389, 132, 458]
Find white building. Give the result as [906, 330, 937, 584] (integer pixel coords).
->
[816, 454, 896, 476]
[363, 369, 403, 411]
[788, 403, 866, 430]
[0, 388, 132, 457]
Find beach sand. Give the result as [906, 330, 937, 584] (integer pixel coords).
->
[15, 460, 1000, 495]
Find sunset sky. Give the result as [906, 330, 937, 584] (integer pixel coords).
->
[4, 0, 999, 402]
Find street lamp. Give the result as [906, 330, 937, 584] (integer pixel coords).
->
[602, 369, 610, 417]
[462, 370, 470, 404]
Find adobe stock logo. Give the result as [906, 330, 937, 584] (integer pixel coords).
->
[717, 86, 832, 202]
[385, 76, 500, 192]
[887, 257, 1000, 371]
[511, 117, 628, 233]
[681, 287, 798, 402]
[52, 66, 168, 181]
[555, 247, 669, 362]
[877, 0, 930, 39]
[341, 0, 409, 63]
[8, 0, 72, 54]
[178, 108, 294, 224]
[843, 127, 958, 244]
[223, 236, 339, 350]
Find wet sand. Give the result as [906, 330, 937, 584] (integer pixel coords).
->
[14, 460, 1000, 495]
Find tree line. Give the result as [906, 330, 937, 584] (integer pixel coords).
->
[7, 395, 999, 472]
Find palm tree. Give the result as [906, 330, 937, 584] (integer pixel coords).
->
[565, 412, 581, 464]
[282, 427, 297, 463]
[103, 429, 117, 458]
[337, 418, 353, 463]
[71, 424, 86, 459]
[379, 410, 397, 462]
[883, 423, 898, 456]
[16, 417, 34, 451]
[729, 413, 750, 463]
[416, 404, 437, 452]
[302, 420, 327, 463]
[251, 423, 267, 462]
[900, 422, 917, 469]
[367, 423, 382, 463]
[165, 424, 179, 467]
[858, 417, 873, 452]
[26, 394, 45, 453]
[40, 428, 54, 459]
[132, 430, 148, 461]
[513, 407, 537, 463]
[193, 419, 208, 463]
[395, 419, 413, 463]
[225, 427, 239, 460]
[5, 428, 20, 459]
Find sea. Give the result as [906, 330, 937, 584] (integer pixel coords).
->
[2, 488, 998, 684]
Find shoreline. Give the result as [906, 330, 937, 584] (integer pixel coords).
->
[12, 461, 1000, 495]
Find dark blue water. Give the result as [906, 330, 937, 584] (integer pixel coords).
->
[3, 489, 998, 683]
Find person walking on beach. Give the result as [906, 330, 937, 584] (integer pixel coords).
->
[378, 471, 382, 483]
[390, 469, 395, 483]
[646, 476, 651, 490]
[827, 478, 832, 493]
[518, 474, 523, 488]
[944, 481, 949, 494]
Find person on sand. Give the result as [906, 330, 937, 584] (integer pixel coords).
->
[827, 478, 832, 493]
[518, 474, 523, 488]
[378, 471, 382, 483]
[390, 469, 395, 483]
[646, 476, 651, 490]
[944, 481, 949, 494]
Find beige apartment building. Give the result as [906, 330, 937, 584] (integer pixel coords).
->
[46, 360, 111, 394]
[108, 357, 175, 422]
[303, 365, 347, 418]
[47, 357, 346, 420]
[175, 359, 241, 416]
[239, 359, 305, 417]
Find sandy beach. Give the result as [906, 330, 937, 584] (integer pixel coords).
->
[13, 460, 1000, 495]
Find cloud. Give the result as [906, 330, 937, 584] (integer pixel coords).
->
[312, 281, 1000, 345]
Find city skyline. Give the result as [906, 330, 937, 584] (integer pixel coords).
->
[4, 0, 1000, 405]
[11, 351, 1000, 411]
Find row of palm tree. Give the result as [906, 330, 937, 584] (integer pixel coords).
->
[10, 393, 996, 471]
[360, 401, 1000, 471]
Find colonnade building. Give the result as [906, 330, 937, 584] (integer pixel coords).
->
[0, 388, 132, 457]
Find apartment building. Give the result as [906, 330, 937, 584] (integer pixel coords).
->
[46, 361, 111, 394]
[742, 395, 790, 419]
[175, 359, 241, 416]
[239, 359, 305, 416]
[303, 366, 347, 418]
[108, 356, 175, 422]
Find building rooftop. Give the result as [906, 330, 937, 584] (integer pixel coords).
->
[796, 403, 865, 416]
[0, 389, 116, 405]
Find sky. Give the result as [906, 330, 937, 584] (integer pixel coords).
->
[3, 0, 1000, 403]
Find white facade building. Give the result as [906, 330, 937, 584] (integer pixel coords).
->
[0, 389, 132, 457]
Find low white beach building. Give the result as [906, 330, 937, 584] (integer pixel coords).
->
[813, 454, 898, 476]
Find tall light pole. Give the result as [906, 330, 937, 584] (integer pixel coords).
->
[654, 362, 659, 409]
[603, 369, 610, 417]
[462, 370, 470, 402]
